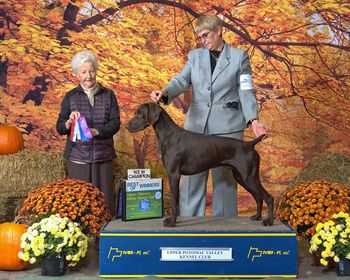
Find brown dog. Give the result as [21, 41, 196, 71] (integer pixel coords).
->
[125, 102, 274, 227]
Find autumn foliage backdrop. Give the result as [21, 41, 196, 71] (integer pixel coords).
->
[1, 0, 349, 213]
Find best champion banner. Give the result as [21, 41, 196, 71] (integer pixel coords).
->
[70, 116, 92, 142]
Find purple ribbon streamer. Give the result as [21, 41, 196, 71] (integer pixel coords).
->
[78, 116, 92, 141]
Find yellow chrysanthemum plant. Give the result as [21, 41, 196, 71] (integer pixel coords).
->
[18, 214, 88, 267]
[309, 212, 350, 267]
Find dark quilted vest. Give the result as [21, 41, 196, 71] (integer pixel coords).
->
[69, 89, 115, 163]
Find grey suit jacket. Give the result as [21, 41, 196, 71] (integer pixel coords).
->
[164, 44, 258, 135]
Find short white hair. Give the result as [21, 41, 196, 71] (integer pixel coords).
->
[71, 50, 98, 74]
[194, 14, 223, 34]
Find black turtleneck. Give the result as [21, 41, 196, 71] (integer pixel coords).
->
[209, 50, 222, 74]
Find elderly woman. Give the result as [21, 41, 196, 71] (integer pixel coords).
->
[151, 14, 269, 217]
[56, 50, 120, 216]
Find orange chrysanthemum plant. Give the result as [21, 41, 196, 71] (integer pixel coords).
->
[16, 179, 111, 237]
[277, 180, 350, 239]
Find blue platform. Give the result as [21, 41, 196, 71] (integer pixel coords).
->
[99, 217, 297, 278]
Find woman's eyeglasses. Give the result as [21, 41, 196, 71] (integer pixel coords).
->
[197, 30, 212, 41]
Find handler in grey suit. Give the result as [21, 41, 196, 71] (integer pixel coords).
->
[151, 14, 268, 217]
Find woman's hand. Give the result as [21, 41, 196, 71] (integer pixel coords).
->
[65, 111, 80, 129]
[90, 128, 99, 137]
[150, 90, 166, 103]
[251, 120, 269, 138]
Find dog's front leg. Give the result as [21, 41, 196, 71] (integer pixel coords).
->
[163, 174, 180, 227]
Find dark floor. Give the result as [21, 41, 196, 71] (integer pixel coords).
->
[1, 219, 350, 280]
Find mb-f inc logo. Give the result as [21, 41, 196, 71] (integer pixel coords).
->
[247, 246, 290, 261]
[107, 247, 150, 261]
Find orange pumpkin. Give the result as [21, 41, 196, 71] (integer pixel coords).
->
[0, 221, 28, 270]
[0, 125, 24, 155]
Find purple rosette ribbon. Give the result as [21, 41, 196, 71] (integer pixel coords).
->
[78, 116, 92, 141]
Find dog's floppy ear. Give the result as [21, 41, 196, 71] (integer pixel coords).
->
[146, 103, 163, 125]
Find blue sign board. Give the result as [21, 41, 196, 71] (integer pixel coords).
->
[99, 218, 297, 278]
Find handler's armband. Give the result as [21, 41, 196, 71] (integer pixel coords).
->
[240, 74, 253, 90]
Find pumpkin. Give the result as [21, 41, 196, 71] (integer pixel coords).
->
[0, 220, 29, 270]
[0, 125, 24, 155]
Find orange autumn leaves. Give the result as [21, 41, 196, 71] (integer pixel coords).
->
[16, 179, 111, 237]
[277, 180, 350, 238]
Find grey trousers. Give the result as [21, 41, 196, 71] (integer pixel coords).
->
[66, 160, 115, 216]
[179, 131, 243, 217]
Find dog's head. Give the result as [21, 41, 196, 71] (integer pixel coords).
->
[125, 102, 163, 133]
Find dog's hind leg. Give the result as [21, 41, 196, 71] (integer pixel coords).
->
[231, 169, 263, 221]
[244, 183, 263, 222]
[262, 191, 274, 226]
[244, 179, 274, 226]
[234, 172, 274, 225]
[250, 195, 263, 221]
[163, 174, 180, 227]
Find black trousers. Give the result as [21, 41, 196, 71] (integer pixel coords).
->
[67, 160, 115, 216]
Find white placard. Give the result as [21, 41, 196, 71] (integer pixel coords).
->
[160, 247, 233, 262]
[240, 74, 253, 90]
[127, 169, 151, 180]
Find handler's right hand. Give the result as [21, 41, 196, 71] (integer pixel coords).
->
[69, 111, 81, 121]
[150, 90, 165, 103]
[65, 111, 81, 129]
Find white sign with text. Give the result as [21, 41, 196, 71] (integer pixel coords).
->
[160, 247, 233, 261]
[127, 169, 151, 180]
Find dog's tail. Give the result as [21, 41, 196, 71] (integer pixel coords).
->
[249, 134, 267, 146]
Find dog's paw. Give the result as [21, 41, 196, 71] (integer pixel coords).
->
[250, 214, 262, 221]
[163, 217, 176, 227]
[262, 218, 274, 226]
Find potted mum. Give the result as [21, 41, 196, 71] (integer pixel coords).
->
[277, 180, 350, 238]
[18, 214, 88, 276]
[309, 212, 350, 276]
[17, 179, 111, 237]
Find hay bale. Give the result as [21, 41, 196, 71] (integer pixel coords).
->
[0, 150, 66, 222]
[112, 156, 127, 187]
[0, 150, 128, 223]
[290, 152, 350, 187]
